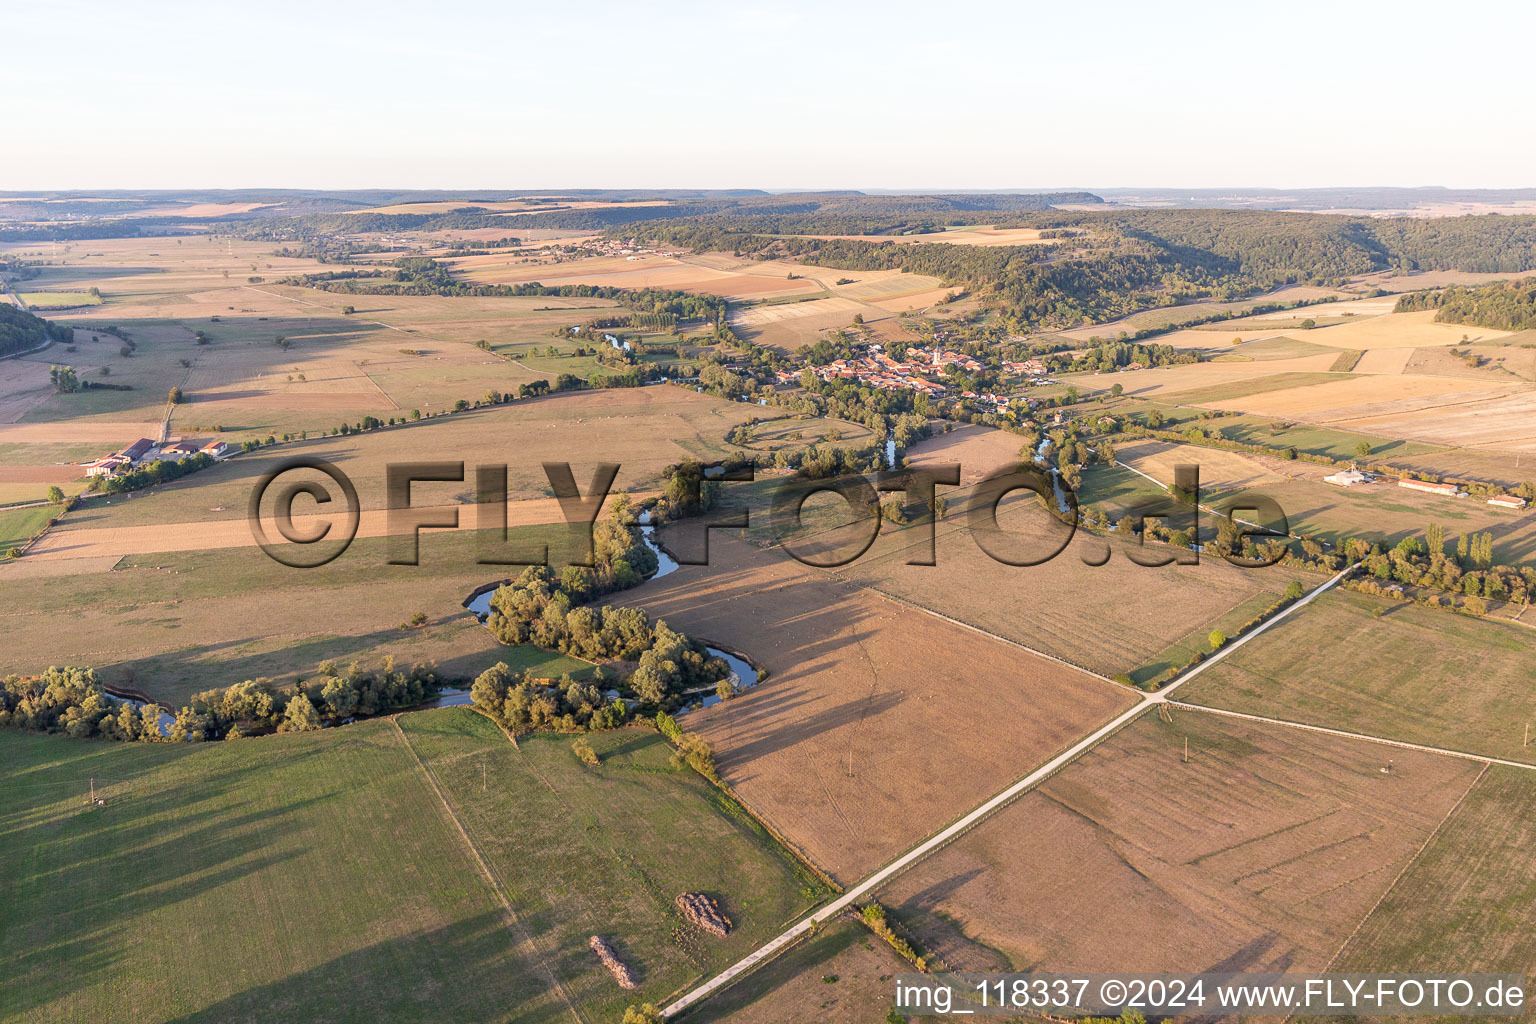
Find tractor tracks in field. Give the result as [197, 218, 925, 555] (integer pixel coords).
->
[391, 717, 587, 1024]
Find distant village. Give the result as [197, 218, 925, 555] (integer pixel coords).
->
[775, 343, 1053, 412]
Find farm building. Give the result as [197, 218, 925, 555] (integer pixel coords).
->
[1398, 479, 1465, 498]
[1325, 470, 1369, 487]
[148, 440, 202, 462]
[120, 438, 157, 462]
[83, 455, 132, 478]
[1488, 494, 1529, 509]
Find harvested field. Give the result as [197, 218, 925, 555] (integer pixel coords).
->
[24, 497, 613, 562]
[0, 465, 86, 484]
[450, 253, 818, 300]
[1352, 347, 1414, 374]
[0, 527, 594, 704]
[617, 533, 1137, 881]
[47, 385, 763, 532]
[780, 226, 1059, 247]
[1405, 343, 1536, 382]
[1331, 765, 1536, 976]
[1223, 295, 1401, 324]
[732, 297, 868, 326]
[1054, 287, 1344, 342]
[877, 711, 1484, 973]
[1142, 326, 1294, 350]
[1203, 374, 1519, 420]
[1360, 268, 1536, 292]
[1071, 357, 1344, 400]
[1305, 310, 1511, 349]
[685, 918, 907, 1024]
[1178, 588, 1536, 765]
[1332, 387, 1536, 452]
[825, 427, 1313, 680]
[1158, 370, 1347, 405]
[1377, 446, 1536, 487]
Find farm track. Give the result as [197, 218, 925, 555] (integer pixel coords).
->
[391, 717, 587, 1024]
[663, 563, 1360, 1017]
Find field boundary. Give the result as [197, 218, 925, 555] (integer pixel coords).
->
[390, 716, 585, 1024]
[1167, 702, 1536, 773]
[663, 562, 1359, 1019]
[854, 585, 1123, 690]
[1318, 761, 1489, 982]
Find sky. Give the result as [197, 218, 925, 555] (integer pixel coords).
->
[6, 0, 1534, 192]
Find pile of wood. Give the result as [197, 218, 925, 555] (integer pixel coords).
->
[589, 935, 637, 990]
[676, 892, 731, 938]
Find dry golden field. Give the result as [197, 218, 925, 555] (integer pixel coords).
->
[1303, 309, 1511, 349]
[877, 710, 1485, 973]
[616, 533, 1137, 882]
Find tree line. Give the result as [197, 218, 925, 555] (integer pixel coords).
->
[1395, 277, 1536, 330]
[0, 660, 442, 742]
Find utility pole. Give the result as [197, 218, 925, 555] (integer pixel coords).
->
[89, 778, 94, 803]
[1184, 737, 1189, 764]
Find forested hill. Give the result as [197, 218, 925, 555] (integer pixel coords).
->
[0, 304, 58, 358]
[617, 209, 1536, 328]
[504, 192, 1103, 232]
[1396, 277, 1536, 330]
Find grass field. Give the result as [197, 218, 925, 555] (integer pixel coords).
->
[0, 720, 552, 1023]
[0, 504, 55, 551]
[1329, 764, 1536, 977]
[0, 527, 592, 705]
[1178, 588, 1536, 764]
[0, 711, 820, 1023]
[16, 292, 103, 308]
[398, 712, 824, 1022]
[875, 710, 1484, 974]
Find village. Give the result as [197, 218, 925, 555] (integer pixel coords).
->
[774, 342, 1053, 411]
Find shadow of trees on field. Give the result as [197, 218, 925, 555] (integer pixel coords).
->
[96, 623, 512, 704]
[157, 913, 556, 1024]
[608, 545, 913, 777]
[0, 738, 348, 1015]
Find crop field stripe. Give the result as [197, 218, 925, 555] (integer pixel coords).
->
[859, 586, 1122, 688]
[1319, 762, 1488, 977]
[663, 560, 1359, 1018]
[390, 716, 586, 1024]
[1165, 702, 1536, 774]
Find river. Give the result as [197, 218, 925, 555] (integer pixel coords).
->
[462, 506, 752, 712]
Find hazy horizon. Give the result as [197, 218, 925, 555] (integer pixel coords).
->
[8, 0, 1533, 192]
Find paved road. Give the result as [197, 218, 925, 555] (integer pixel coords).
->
[661, 562, 1360, 1017]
